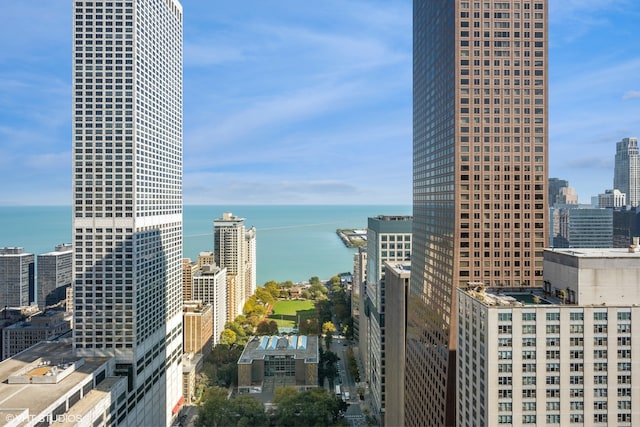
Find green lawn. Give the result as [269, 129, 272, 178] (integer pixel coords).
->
[269, 299, 316, 329]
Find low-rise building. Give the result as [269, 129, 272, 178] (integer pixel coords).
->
[237, 335, 319, 395]
[2, 310, 71, 360]
[182, 353, 204, 404]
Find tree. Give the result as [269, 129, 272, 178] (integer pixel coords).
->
[322, 321, 336, 335]
[264, 281, 281, 299]
[197, 388, 267, 427]
[256, 319, 279, 335]
[255, 286, 275, 307]
[220, 328, 237, 346]
[272, 387, 342, 427]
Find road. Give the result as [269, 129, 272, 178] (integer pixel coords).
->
[333, 336, 366, 426]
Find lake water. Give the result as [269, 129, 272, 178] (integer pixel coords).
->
[0, 205, 411, 284]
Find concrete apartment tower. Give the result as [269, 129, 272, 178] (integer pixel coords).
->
[72, 1, 184, 425]
[214, 213, 256, 316]
[408, 1, 548, 425]
[0, 248, 34, 309]
[37, 243, 73, 310]
[614, 137, 640, 207]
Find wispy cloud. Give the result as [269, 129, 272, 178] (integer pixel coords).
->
[623, 91, 640, 100]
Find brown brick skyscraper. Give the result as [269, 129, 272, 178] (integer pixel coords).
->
[406, 1, 548, 425]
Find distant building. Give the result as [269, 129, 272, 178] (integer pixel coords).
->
[183, 301, 213, 356]
[383, 261, 410, 427]
[182, 258, 199, 301]
[352, 247, 366, 344]
[0, 247, 35, 308]
[245, 226, 257, 298]
[613, 207, 640, 248]
[458, 246, 640, 427]
[237, 335, 319, 395]
[552, 206, 612, 248]
[197, 251, 215, 268]
[556, 186, 579, 205]
[36, 243, 72, 310]
[598, 188, 626, 208]
[548, 178, 569, 206]
[2, 310, 71, 360]
[226, 274, 240, 322]
[364, 215, 412, 421]
[214, 213, 257, 315]
[191, 265, 227, 344]
[614, 137, 640, 207]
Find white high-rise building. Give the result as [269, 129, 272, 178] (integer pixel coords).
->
[214, 213, 256, 315]
[458, 247, 640, 427]
[614, 137, 640, 207]
[72, 1, 184, 425]
[192, 265, 227, 345]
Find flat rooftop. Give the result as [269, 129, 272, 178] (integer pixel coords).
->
[0, 341, 111, 426]
[461, 287, 563, 307]
[547, 247, 640, 258]
[239, 335, 318, 364]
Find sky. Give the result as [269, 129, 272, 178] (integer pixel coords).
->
[0, 1, 639, 206]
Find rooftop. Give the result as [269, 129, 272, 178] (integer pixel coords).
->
[239, 335, 319, 364]
[0, 340, 112, 425]
[461, 287, 564, 307]
[547, 247, 640, 258]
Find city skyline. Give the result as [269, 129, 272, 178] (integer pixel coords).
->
[2, 1, 640, 206]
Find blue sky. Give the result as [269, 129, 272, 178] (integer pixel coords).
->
[1, 1, 639, 205]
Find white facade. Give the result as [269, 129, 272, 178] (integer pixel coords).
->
[457, 247, 640, 427]
[214, 213, 256, 315]
[192, 265, 227, 345]
[598, 189, 626, 208]
[614, 137, 640, 207]
[72, 1, 184, 425]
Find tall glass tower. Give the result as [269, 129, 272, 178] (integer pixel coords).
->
[72, 1, 183, 425]
[407, 1, 548, 425]
[614, 137, 640, 207]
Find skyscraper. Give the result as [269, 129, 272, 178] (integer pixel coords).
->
[408, 1, 548, 425]
[547, 177, 568, 206]
[214, 212, 256, 315]
[614, 137, 640, 207]
[37, 243, 73, 310]
[0, 248, 35, 309]
[72, 1, 183, 425]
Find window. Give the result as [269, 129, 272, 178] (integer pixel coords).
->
[546, 312, 560, 321]
[569, 312, 583, 321]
